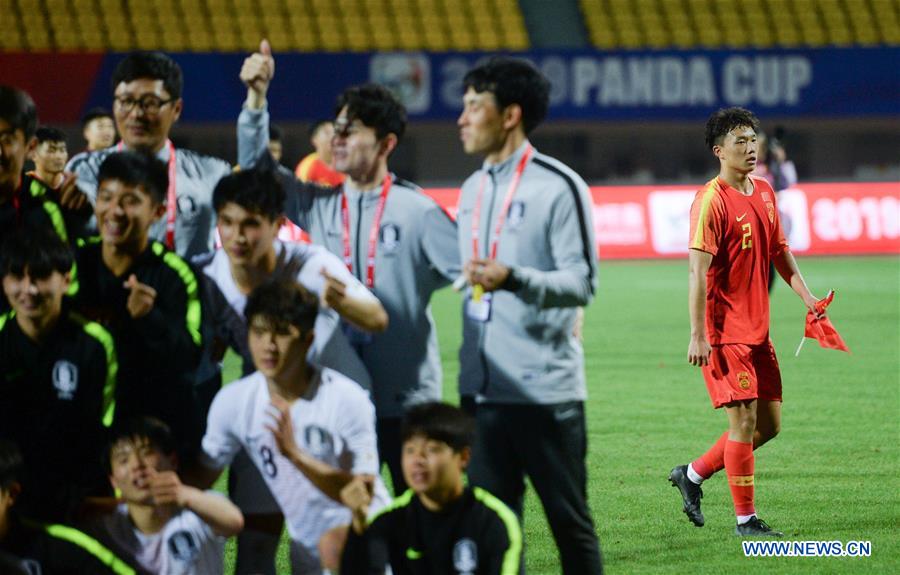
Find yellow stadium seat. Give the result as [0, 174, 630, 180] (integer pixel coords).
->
[0, 29, 26, 50]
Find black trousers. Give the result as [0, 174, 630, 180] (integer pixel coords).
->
[377, 416, 408, 495]
[469, 402, 604, 575]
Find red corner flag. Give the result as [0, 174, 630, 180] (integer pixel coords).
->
[796, 290, 850, 355]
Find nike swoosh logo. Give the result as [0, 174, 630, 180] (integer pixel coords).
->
[736, 213, 747, 222]
[406, 548, 423, 560]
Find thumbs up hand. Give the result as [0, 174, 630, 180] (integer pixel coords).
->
[241, 38, 276, 100]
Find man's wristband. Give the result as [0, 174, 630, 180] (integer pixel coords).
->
[501, 266, 522, 292]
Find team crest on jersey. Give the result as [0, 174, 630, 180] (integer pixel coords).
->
[168, 530, 199, 562]
[766, 202, 776, 223]
[379, 223, 401, 252]
[737, 371, 752, 390]
[177, 194, 198, 219]
[507, 201, 526, 229]
[304, 425, 335, 458]
[453, 538, 478, 574]
[52, 360, 78, 400]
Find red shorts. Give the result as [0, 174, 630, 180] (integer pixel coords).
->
[702, 341, 783, 408]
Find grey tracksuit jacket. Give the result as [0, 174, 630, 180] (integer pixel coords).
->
[456, 141, 598, 405]
[67, 144, 231, 259]
[238, 107, 460, 418]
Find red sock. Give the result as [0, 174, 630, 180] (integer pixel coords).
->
[724, 439, 755, 516]
[691, 431, 728, 479]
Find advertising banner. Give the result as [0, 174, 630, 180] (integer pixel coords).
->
[2, 47, 897, 122]
[422, 182, 900, 259]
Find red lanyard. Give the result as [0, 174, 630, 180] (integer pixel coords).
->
[119, 140, 178, 250]
[471, 143, 533, 259]
[341, 174, 392, 288]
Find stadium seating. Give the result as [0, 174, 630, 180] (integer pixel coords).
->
[581, 0, 899, 50]
[1, 0, 529, 52]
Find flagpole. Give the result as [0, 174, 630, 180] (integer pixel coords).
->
[794, 336, 806, 357]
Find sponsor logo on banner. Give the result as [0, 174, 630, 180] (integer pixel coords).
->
[592, 202, 646, 245]
[647, 191, 695, 254]
[370, 54, 430, 113]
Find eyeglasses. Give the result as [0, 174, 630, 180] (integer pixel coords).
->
[114, 95, 175, 115]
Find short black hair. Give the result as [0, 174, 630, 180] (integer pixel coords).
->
[308, 119, 332, 140]
[401, 402, 475, 452]
[463, 57, 550, 135]
[335, 84, 406, 142]
[35, 126, 66, 145]
[0, 85, 38, 140]
[704, 107, 760, 150]
[106, 416, 176, 472]
[0, 439, 24, 490]
[97, 151, 169, 205]
[245, 277, 318, 335]
[81, 107, 113, 127]
[111, 52, 183, 100]
[213, 168, 285, 221]
[269, 123, 283, 143]
[0, 229, 73, 279]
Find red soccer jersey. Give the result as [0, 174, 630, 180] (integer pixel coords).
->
[689, 175, 789, 345]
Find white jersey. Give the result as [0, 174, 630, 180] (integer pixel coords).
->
[196, 240, 374, 387]
[201, 368, 390, 568]
[92, 500, 225, 575]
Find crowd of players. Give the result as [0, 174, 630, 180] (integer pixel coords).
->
[0, 39, 822, 575]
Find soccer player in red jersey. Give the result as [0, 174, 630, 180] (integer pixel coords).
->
[669, 107, 821, 537]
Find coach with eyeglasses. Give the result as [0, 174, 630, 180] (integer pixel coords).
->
[67, 51, 232, 259]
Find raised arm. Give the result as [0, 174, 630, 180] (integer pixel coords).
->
[237, 39, 276, 171]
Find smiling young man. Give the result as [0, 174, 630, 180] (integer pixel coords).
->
[91, 417, 243, 575]
[66, 52, 232, 259]
[454, 57, 602, 574]
[340, 402, 521, 575]
[237, 42, 460, 496]
[0, 86, 90, 257]
[0, 231, 117, 523]
[669, 107, 821, 537]
[192, 168, 386, 574]
[197, 278, 389, 575]
[69, 151, 205, 460]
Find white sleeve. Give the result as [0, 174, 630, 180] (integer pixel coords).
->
[338, 387, 380, 476]
[200, 387, 243, 470]
[295, 248, 377, 303]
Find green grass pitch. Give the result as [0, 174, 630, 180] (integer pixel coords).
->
[221, 255, 899, 574]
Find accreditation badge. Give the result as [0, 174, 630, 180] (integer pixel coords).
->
[465, 286, 492, 323]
